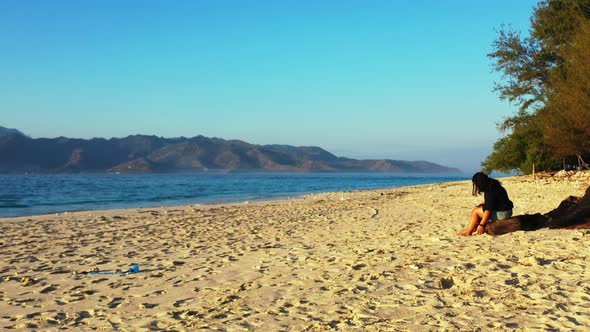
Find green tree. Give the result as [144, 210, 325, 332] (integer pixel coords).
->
[540, 15, 590, 157]
[484, 0, 590, 174]
[482, 113, 559, 174]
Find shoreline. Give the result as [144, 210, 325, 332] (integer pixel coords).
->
[2, 175, 590, 330]
[0, 173, 472, 219]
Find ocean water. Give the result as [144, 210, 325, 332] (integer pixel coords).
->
[0, 173, 469, 218]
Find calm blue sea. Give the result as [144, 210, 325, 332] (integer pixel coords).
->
[0, 173, 469, 218]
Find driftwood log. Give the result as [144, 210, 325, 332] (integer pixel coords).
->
[485, 186, 590, 236]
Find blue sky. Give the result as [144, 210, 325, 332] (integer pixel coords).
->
[0, 0, 539, 172]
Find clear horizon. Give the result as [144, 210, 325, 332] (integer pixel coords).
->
[1, 0, 539, 173]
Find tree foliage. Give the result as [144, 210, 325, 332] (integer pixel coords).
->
[482, 113, 560, 174]
[540, 16, 590, 156]
[483, 0, 590, 174]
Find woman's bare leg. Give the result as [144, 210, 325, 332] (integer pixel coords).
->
[457, 206, 484, 236]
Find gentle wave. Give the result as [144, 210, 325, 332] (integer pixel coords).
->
[0, 204, 31, 208]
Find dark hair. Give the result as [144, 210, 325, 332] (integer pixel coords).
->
[472, 172, 501, 196]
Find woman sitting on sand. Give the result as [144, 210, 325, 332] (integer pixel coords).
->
[457, 172, 514, 236]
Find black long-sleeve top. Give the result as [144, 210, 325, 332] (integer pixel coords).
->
[483, 181, 514, 212]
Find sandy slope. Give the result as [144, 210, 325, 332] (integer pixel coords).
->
[1, 174, 589, 331]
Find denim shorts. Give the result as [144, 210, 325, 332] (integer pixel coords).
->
[490, 210, 513, 221]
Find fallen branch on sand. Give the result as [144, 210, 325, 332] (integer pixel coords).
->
[485, 186, 590, 236]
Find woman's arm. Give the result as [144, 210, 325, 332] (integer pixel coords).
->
[476, 210, 491, 235]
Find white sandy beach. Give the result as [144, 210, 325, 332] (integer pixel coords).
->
[1, 174, 590, 331]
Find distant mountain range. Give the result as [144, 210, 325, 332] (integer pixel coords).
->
[0, 128, 460, 173]
[0, 126, 25, 137]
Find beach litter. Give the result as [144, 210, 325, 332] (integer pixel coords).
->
[75, 264, 140, 276]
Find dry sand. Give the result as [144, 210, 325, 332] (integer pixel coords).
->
[1, 174, 590, 331]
